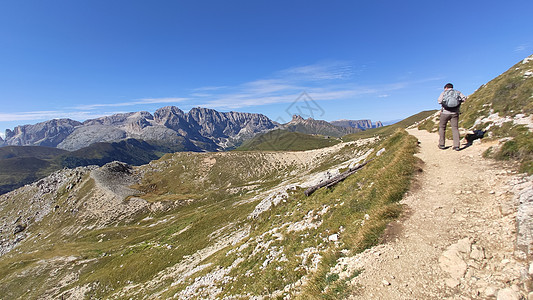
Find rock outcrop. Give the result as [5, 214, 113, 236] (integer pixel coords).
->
[4, 119, 82, 147]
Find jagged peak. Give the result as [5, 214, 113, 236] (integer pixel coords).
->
[290, 115, 305, 122]
[154, 105, 185, 115]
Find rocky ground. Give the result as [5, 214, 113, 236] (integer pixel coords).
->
[337, 129, 533, 300]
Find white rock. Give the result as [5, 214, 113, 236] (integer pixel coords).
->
[497, 288, 521, 300]
[328, 234, 339, 242]
[455, 238, 472, 254]
[470, 245, 486, 261]
[439, 247, 468, 279]
[382, 279, 391, 286]
[529, 262, 533, 275]
[445, 278, 460, 288]
[485, 286, 498, 297]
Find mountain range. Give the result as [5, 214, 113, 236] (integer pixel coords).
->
[1, 106, 382, 151]
[2, 106, 277, 151]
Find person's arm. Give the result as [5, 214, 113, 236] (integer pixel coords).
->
[437, 91, 444, 104]
[458, 91, 467, 102]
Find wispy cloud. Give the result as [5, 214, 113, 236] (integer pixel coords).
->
[514, 44, 530, 52]
[0, 111, 64, 122]
[0, 61, 440, 130]
[0, 110, 117, 123]
[186, 62, 442, 111]
[74, 97, 188, 110]
[279, 61, 354, 81]
[192, 85, 229, 92]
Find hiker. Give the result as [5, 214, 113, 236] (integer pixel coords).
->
[438, 83, 467, 151]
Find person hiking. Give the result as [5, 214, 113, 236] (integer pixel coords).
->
[438, 83, 467, 151]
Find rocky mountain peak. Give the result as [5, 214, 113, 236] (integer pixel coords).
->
[154, 106, 186, 120]
[290, 115, 306, 123]
[83, 111, 153, 127]
[4, 119, 82, 147]
[153, 106, 188, 133]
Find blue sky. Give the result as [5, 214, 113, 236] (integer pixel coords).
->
[1, 0, 533, 138]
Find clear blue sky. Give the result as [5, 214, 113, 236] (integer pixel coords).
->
[1, 0, 532, 138]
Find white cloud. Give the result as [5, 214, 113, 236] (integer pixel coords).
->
[74, 97, 188, 110]
[0, 111, 63, 122]
[193, 85, 229, 92]
[187, 65, 439, 111]
[0, 61, 442, 129]
[0, 110, 123, 123]
[515, 44, 530, 52]
[279, 61, 354, 81]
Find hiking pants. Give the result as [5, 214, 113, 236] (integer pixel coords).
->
[439, 112, 460, 148]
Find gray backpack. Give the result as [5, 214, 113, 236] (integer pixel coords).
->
[442, 89, 462, 110]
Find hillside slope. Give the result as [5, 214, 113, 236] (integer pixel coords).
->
[0, 127, 420, 299]
[236, 129, 341, 151]
[0, 139, 194, 195]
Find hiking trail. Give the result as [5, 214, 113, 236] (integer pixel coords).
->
[343, 129, 532, 299]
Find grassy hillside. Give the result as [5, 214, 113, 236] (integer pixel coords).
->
[283, 121, 360, 137]
[58, 138, 172, 168]
[0, 127, 419, 299]
[0, 146, 67, 160]
[462, 55, 533, 173]
[0, 139, 194, 195]
[236, 129, 341, 151]
[0, 146, 68, 194]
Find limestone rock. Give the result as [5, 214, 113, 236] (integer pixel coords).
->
[439, 246, 468, 279]
[445, 278, 460, 288]
[4, 118, 81, 147]
[470, 245, 486, 261]
[485, 286, 498, 297]
[328, 234, 339, 242]
[497, 287, 521, 300]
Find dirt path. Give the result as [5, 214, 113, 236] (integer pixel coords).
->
[344, 129, 531, 299]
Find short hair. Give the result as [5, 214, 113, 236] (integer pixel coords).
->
[444, 83, 454, 89]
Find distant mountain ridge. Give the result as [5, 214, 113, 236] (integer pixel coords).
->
[331, 119, 383, 130]
[2, 106, 277, 151]
[282, 115, 361, 137]
[1, 107, 385, 151]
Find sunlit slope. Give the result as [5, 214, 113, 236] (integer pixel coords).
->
[0, 128, 418, 299]
[236, 129, 341, 151]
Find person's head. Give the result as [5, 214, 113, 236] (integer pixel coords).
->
[444, 83, 454, 89]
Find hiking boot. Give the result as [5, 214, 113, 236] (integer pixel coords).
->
[438, 145, 446, 150]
